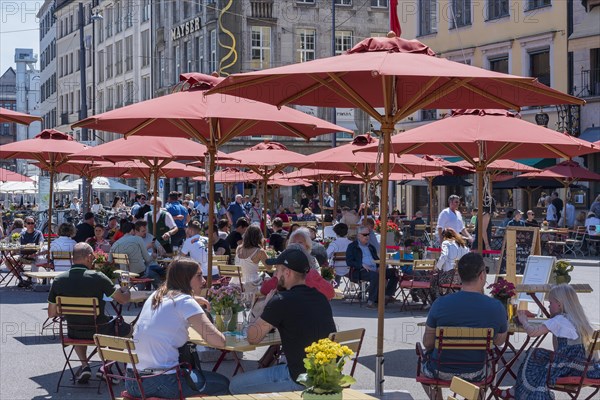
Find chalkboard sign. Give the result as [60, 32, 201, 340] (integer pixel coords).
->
[497, 227, 540, 276]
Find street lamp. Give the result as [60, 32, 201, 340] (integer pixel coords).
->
[535, 107, 549, 127]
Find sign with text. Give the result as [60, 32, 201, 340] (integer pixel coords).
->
[497, 226, 541, 282]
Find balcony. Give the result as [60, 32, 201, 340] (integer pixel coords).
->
[579, 69, 600, 97]
[251, 1, 276, 20]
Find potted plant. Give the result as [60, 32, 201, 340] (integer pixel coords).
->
[297, 338, 356, 399]
[375, 220, 400, 246]
[411, 241, 424, 260]
[320, 266, 336, 286]
[206, 285, 243, 332]
[10, 232, 21, 244]
[554, 260, 574, 284]
[93, 250, 116, 280]
[487, 278, 517, 320]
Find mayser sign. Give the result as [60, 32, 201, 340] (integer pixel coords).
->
[172, 17, 201, 40]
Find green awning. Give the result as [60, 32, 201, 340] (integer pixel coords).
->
[515, 158, 556, 168]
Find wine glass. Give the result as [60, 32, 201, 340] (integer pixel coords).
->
[221, 307, 233, 332]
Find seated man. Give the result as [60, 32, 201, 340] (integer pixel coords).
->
[346, 226, 399, 309]
[229, 248, 336, 394]
[110, 221, 164, 288]
[180, 221, 219, 280]
[48, 243, 131, 383]
[410, 211, 426, 236]
[73, 212, 96, 243]
[6, 216, 45, 287]
[420, 252, 507, 396]
[226, 217, 249, 252]
[268, 217, 288, 253]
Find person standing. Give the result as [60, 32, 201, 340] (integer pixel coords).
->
[145, 197, 178, 254]
[229, 248, 336, 394]
[166, 191, 188, 248]
[227, 195, 247, 227]
[436, 195, 472, 245]
[551, 191, 564, 226]
[322, 192, 335, 222]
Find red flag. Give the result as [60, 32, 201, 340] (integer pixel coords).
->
[390, 0, 401, 37]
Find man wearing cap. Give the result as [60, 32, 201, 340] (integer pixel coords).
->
[229, 248, 336, 394]
[507, 210, 526, 227]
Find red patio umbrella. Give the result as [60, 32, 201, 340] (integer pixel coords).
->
[208, 32, 585, 392]
[519, 160, 600, 226]
[0, 129, 88, 254]
[216, 141, 311, 236]
[0, 168, 33, 183]
[0, 107, 42, 125]
[72, 73, 349, 281]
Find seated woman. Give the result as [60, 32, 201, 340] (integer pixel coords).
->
[86, 224, 111, 253]
[300, 208, 316, 222]
[50, 223, 77, 272]
[433, 228, 469, 296]
[495, 284, 600, 399]
[127, 259, 229, 398]
[235, 225, 268, 293]
[325, 223, 352, 283]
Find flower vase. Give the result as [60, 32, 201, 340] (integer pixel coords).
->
[413, 251, 420, 260]
[215, 313, 238, 332]
[386, 231, 396, 246]
[302, 391, 343, 400]
[555, 275, 571, 284]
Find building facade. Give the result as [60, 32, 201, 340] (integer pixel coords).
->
[0, 68, 17, 171]
[38, 0, 58, 131]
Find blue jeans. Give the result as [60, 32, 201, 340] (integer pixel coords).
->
[229, 364, 304, 394]
[144, 263, 165, 289]
[125, 369, 229, 398]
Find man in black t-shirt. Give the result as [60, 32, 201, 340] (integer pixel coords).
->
[226, 217, 249, 250]
[229, 248, 336, 394]
[73, 212, 96, 243]
[268, 217, 288, 253]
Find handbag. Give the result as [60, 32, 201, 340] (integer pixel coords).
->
[177, 342, 207, 392]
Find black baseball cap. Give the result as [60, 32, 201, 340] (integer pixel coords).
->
[265, 248, 310, 274]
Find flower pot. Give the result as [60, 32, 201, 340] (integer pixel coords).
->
[215, 312, 238, 332]
[555, 275, 571, 284]
[386, 232, 396, 246]
[302, 391, 343, 400]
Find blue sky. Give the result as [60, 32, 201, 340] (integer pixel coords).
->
[0, 1, 40, 74]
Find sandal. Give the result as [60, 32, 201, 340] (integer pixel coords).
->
[493, 388, 515, 399]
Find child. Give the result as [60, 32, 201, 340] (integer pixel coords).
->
[495, 284, 600, 399]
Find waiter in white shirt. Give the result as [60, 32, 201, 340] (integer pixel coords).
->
[436, 195, 473, 245]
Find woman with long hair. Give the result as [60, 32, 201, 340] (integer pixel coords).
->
[433, 228, 470, 296]
[495, 284, 600, 399]
[86, 224, 111, 252]
[235, 225, 267, 292]
[127, 259, 229, 397]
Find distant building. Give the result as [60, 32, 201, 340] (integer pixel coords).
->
[0, 67, 17, 171]
[37, 0, 58, 131]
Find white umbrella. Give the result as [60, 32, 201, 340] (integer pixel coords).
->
[0, 181, 37, 194]
[58, 177, 136, 192]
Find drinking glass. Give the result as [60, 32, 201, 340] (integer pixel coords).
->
[221, 307, 233, 332]
[120, 272, 130, 289]
[241, 293, 253, 326]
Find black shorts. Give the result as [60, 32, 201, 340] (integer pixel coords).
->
[68, 318, 132, 340]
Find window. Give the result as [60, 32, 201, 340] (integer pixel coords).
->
[419, 0, 437, 36]
[530, 50, 550, 87]
[98, 51, 104, 82]
[97, 14, 104, 43]
[421, 109, 437, 121]
[107, 87, 114, 110]
[487, 0, 509, 20]
[195, 36, 202, 72]
[125, 0, 133, 28]
[370, 0, 388, 7]
[125, 80, 134, 104]
[335, 31, 353, 55]
[172, 0, 178, 23]
[59, 57, 64, 77]
[184, 0, 191, 15]
[489, 56, 509, 73]
[106, 45, 113, 79]
[296, 0, 315, 4]
[69, 53, 73, 74]
[115, 40, 123, 75]
[210, 29, 217, 73]
[141, 30, 150, 67]
[250, 26, 271, 70]
[296, 29, 316, 63]
[116, 83, 123, 107]
[105, 7, 113, 37]
[141, 75, 151, 100]
[174, 45, 180, 82]
[142, 0, 151, 22]
[158, 50, 165, 87]
[590, 48, 600, 96]
[451, 0, 471, 28]
[186, 40, 193, 73]
[76, 50, 80, 71]
[527, 0, 551, 10]
[125, 36, 133, 72]
[335, 0, 352, 5]
[115, 1, 122, 33]
[97, 91, 103, 113]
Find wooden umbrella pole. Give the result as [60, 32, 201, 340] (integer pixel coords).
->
[152, 166, 159, 239]
[263, 175, 268, 238]
[207, 146, 217, 286]
[319, 180, 325, 238]
[428, 177, 434, 234]
[364, 179, 369, 219]
[476, 165, 485, 254]
[46, 165, 55, 262]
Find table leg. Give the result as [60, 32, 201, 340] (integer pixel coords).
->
[527, 293, 551, 318]
[488, 333, 531, 400]
[211, 350, 229, 372]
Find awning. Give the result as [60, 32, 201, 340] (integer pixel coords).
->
[579, 127, 600, 143]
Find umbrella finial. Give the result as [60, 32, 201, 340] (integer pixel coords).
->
[387, 31, 397, 38]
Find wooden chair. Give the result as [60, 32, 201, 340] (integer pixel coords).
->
[111, 253, 153, 289]
[416, 327, 497, 400]
[546, 228, 570, 257]
[218, 264, 244, 291]
[439, 260, 462, 296]
[55, 296, 102, 392]
[328, 328, 365, 377]
[447, 376, 481, 400]
[213, 255, 229, 264]
[51, 251, 73, 271]
[94, 334, 197, 400]
[397, 259, 437, 310]
[564, 226, 587, 257]
[547, 329, 600, 399]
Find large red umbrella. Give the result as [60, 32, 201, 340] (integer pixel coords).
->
[0, 129, 88, 254]
[519, 160, 600, 226]
[209, 34, 585, 393]
[0, 107, 42, 125]
[0, 168, 33, 183]
[217, 141, 311, 236]
[73, 74, 349, 281]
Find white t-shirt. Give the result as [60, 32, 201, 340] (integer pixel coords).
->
[326, 237, 352, 276]
[50, 236, 77, 272]
[144, 209, 177, 229]
[436, 208, 465, 235]
[543, 314, 579, 340]
[91, 203, 103, 214]
[436, 239, 470, 272]
[134, 292, 204, 371]
[180, 234, 219, 276]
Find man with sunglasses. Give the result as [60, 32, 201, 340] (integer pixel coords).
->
[20, 217, 44, 245]
[346, 226, 399, 309]
[436, 195, 473, 245]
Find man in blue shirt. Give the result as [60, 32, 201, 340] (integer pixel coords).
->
[346, 226, 398, 309]
[421, 252, 507, 392]
[165, 191, 188, 247]
[227, 194, 247, 226]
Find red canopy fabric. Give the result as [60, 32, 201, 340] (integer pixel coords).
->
[451, 158, 539, 173]
[217, 141, 310, 169]
[194, 168, 259, 183]
[519, 160, 600, 182]
[0, 168, 32, 182]
[0, 129, 87, 167]
[0, 107, 42, 125]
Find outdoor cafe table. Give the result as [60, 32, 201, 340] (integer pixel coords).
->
[202, 388, 376, 399]
[23, 270, 62, 281]
[188, 327, 281, 375]
[516, 283, 593, 318]
[0, 244, 42, 286]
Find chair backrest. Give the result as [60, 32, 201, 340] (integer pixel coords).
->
[435, 327, 494, 352]
[587, 329, 600, 358]
[448, 376, 481, 400]
[332, 252, 346, 263]
[414, 259, 437, 272]
[94, 334, 139, 365]
[111, 253, 130, 271]
[51, 251, 73, 263]
[219, 264, 244, 289]
[213, 254, 229, 264]
[56, 296, 100, 318]
[328, 328, 365, 377]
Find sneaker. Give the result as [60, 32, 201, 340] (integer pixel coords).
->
[96, 369, 121, 385]
[366, 301, 377, 309]
[76, 365, 92, 384]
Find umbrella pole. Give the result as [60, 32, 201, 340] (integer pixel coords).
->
[207, 146, 217, 287]
[263, 175, 268, 238]
[333, 180, 339, 221]
[364, 180, 369, 219]
[375, 125, 393, 395]
[152, 168, 159, 239]
[476, 166, 485, 254]
[563, 181, 569, 228]
[47, 167, 55, 263]
[428, 177, 434, 234]
[319, 180, 325, 239]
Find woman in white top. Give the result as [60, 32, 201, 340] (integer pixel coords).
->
[49, 223, 77, 272]
[325, 223, 352, 283]
[70, 197, 81, 213]
[247, 197, 263, 227]
[434, 228, 469, 296]
[235, 225, 267, 293]
[90, 197, 103, 214]
[126, 259, 229, 398]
